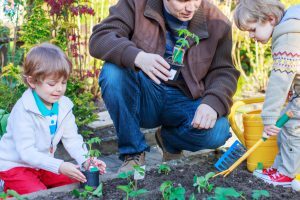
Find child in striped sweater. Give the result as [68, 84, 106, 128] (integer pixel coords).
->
[234, 0, 300, 186]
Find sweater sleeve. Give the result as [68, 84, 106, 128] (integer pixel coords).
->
[61, 111, 88, 166]
[12, 106, 63, 174]
[89, 0, 142, 69]
[261, 49, 298, 125]
[202, 24, 240, 117]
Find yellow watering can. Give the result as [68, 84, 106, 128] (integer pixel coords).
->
[229, 97, 278, 172]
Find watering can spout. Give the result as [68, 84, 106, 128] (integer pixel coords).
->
[228, 97, 265, 147]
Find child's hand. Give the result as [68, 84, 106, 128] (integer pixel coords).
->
[59, 162, 87, 183]
[84, 157, 106, 174]
[264, 125, 281, 137]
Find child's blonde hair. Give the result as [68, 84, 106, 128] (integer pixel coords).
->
[23, 43, 72, 86]
[234, 0, 285, 30]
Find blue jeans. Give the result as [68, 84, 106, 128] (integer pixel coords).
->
[99, 62, 231, 157]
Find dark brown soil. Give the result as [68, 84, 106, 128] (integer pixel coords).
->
[33, 154, 300, 200]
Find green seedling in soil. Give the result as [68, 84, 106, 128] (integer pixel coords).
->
[158, 164, 171, 175]
[72, 183, 103, 200]
[172, 29, 200, 64]
[0, 189, 28, 200]
[189, 193, 196, 200]
[252, 190, 270, 200]
[160, 180, 186, 200]
[117, 166, 148, 200]
[193, 172, 215, 193]
[207, 187, 246, 200]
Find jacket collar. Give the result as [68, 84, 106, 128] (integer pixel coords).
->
[21, 88, 73, 119]
[144, 0, 209, 39]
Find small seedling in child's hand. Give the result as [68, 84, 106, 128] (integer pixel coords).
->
[252, 190, 270, 200]
[158, 163, 171, 175]
[193, 172, 215, 193]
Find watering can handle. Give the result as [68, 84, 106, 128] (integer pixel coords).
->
[228, 97, 265, 146]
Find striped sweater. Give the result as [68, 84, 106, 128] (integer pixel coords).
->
[261, 5, 300, 125]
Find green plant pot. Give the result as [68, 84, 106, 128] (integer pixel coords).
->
[80, 169, 100, 188]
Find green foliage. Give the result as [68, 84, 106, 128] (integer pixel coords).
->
[172, 29, 200, 64]
[160, 181, 186, 200]
[0, 109, 9, 137]
[66, 77, 98, 136]
[72, 183, 103, 199]
[0, 63, 26, 112]
[133, 165, 145, 177]
[252, 190, 270, 200]
[193, 172, 215, 193]
[189, 193, 196, 200]
[158, 164, 171, 175]
[84, 137, 101, 160]
[0, 189, 28, 200]
[117, 167, 148, 200]
[20, 0, 51, 52]
[208, 187, 243, 200]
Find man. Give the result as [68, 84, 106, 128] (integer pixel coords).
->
[89, 0, 240, 172]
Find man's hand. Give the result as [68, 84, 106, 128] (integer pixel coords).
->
[59, 162, 87, 183]
[263, 125, 281, 137]
[192, 104, 217, 129]
[134, 51, 171, 84]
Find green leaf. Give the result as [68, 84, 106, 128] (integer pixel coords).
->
[117, 185, 132, 193]
[92, 183, 103, 197]
[189, 193, 196, 200]
[205, 172, 216, 180]
[252, 190, 270, 200]
[160, 180, 172, 192]
[215, 187, 241, 199]
[6, 190, 27, 200]
[72, 189, 80, 198]
[118, 170, 134, 179]
[0, 192, 8, 199]
[129, 189, 148, 197]
[84, 185, 94, 192]
[207, 184, 214, 192]
[170, 186, 186, 200]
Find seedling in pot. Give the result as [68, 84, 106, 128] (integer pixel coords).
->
[72, 183, 103, 199]
[117, 165, 148, 200]
[160, 180, 186, 200]
[158, 163, 171, 175]
[193, 172, 215, 193]
[81, 137, 101, 188]
[166, 29, 200, 81]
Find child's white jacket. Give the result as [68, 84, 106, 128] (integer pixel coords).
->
[0, 89, 88, 174]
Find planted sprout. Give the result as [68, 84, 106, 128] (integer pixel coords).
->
[160, 180, 186, 200]
[193, 172, 215, 193]
[117, 166, 148, 200]
[158, 164, 171, 175]
[72, 183, 103, 199]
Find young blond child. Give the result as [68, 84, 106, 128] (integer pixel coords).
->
[0, 43, 106, 194]
[234, 0, 300, 186]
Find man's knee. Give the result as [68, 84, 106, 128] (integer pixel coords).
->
[207, 117, 231, 149]
[99, 62, 125, 89]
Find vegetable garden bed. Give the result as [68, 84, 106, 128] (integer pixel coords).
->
[32, 154, 300, 200]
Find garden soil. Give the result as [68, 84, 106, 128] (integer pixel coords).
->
[33, 154, 300, 200]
